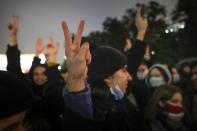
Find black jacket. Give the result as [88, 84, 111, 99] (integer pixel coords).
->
[92, 83, 143, 131]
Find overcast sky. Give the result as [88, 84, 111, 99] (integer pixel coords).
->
[0, 0, 178, 62]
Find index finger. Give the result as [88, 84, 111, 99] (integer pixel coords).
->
[36, 37, 43, 45]
[136, 6, 142, 18]
[62, 21, 72, 48]
[48, 36, 54, 45]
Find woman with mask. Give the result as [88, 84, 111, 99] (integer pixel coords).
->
[170, 67, 181, 85]
[137, 64, 173, 110]
[145, 64, 172, 88]
[144, 85, 192, 131]
[136, 62, 149, 81]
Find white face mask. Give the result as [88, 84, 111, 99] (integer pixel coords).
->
[137, 69, 148, 80]
[166, 113, 184, 130]
[110, 80, 124, 100]
[149, 76, 165, 87]
[167, 112, 184, 122]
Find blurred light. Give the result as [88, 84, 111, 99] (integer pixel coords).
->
[151, 51, 155, 55]
[165, 29, 169, 34]
[22, 69, 26, 73]
[0, 55, 7, 71]
[0, 54, 46, 73]
[64, 55, 67, 59]
[166, 22, 185, 33]
[170, 28, 174, 32]
[180, 23, 185, 29]
[58, 66, 61, 70]
[39, 54, 46, 64]
[20, 54, 34, 72]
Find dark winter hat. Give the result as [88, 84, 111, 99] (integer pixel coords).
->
[0, 71, 35, 118]
[88, 46, 127, 84]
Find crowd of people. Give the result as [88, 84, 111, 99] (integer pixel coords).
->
[0, 5, 197, 131]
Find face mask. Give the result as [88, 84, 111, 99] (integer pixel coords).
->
[110, 81, 124, 100]
[166, 116, 183, 129]
[173, 74, 180, 83]
[167, 112, 184, 122]
[164, 102, 184, 122]
[149, 76, 164, 87]
[137, 69, 148, 80]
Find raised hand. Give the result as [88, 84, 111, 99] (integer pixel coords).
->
[35, 37, 44, 56]
[135, 6, 148, 41]
[45, 36, 59, 64]
[8, 16, 19, 46]
[144, 45, 151, 61]
[62, 20, 91, 92]
[45, 36, 59, 55]
[8, 16, 19, 35]
[124, 38, 132, 52]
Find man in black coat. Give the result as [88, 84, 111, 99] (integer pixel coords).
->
[62, 5, 148, 131]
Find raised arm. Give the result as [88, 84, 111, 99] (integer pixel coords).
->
[35, 37, 44, 57]
[6, 16, 23, 77]
[127, 6, 148, 79]
[8, 16, 18, 46]
[45, 36, 59, 65]
[28, 37, 44, 76]
[143, 45, 153, 67]
[62, 20, 93, 119]
[135, 6, 148, 41]
[123, 38, 132, 53]
[62, 20, 91, 92]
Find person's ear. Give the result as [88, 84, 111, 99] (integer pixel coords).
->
[104, 76, 113, 86]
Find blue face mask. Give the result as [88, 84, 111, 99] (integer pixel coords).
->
[110, 84, 124, 100]
[149, 76, 164, 87]
[172, 74, 180, 83]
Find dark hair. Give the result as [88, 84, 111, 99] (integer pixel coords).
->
[32, 64, 47, 74]
[144, 84, 183, 122]
[33, 64, 47, 70]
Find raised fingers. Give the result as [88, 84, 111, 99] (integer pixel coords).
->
[136, 6, 142, 19]
[62, 21, 72, 48]
[74, 20, 85, 47]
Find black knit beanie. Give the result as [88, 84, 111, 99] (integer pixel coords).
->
[88, 46, 127, 84]
[0, 71, 35, 118]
